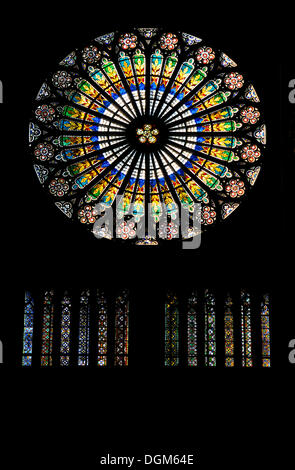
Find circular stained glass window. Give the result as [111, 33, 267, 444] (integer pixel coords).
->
[29, 28, 266, 244]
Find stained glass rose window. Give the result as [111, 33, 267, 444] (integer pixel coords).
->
[29, 28, 266, 244]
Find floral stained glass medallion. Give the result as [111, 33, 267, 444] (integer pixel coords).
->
[29, 28, 266, 244]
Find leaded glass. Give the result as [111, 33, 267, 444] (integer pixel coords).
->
[241, 289, 252, 367]
[187, 291, 198, 366]
[165, 292, 179, 366]
[41, 290, 54, 366]
[60, 291, 72, 366]
[224, 293, 234, 367]
[78, 289, 90, 366]
[29, 28, 266, 244]
[22, 291, 34, 366]
[204, 289, 216, 367]
[96, 289, 108, 366]
[261, 293, 271, 367]
[114, 289, 129, 366]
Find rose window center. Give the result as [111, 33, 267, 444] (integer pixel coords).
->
[136, 124, 159, 144]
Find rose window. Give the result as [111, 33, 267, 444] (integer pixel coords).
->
[29, 28, 266, 244]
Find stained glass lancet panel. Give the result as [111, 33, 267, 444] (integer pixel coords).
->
[224, 293, 234, 367]
[22, 291, 34, 366]
[164, 293, 179, 367]
[41, 290, 54, 366]
[96, 289, 108, 366]
[187, 291, 198, 366]
[114, 290, 129, 366]
[204, 289, 216, 367]
[78, 289, 90, 366]
[261, 294, 271, 367]
[241, 289, 252, 367]
[60, 291, 72, 366]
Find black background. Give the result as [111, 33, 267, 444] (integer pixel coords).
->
[0, 3, 294, 468]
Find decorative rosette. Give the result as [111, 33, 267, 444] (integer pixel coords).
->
[29, 28, 266, 244]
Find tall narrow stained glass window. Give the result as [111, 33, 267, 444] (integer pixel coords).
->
[22, 291, 34, 366]
[78, 289, 90, 366]
[114, 290, 129, 366]
[21, 288, 272, 367]
[60, 291, 72, 366]
[29, 28, 266, 245]
[204, 289, 216, 367]
[187, 291, 198, 366]
[224, 293, 234, 367]
[241, 289, 252, 367]
[41, 290, 54, 366]
[261, 294, 271, 367]
[96, 289, 108, 366]
[164, 293, 179, 366]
